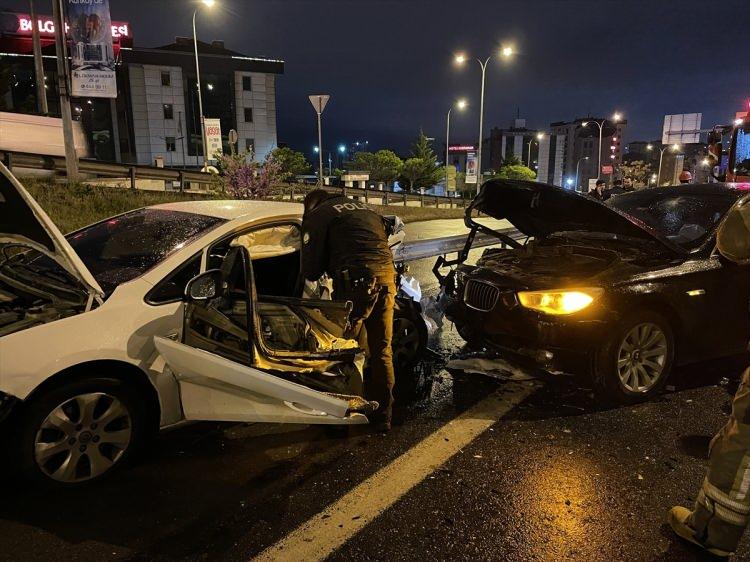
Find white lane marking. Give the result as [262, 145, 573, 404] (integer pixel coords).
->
[253, 381, 539, 562]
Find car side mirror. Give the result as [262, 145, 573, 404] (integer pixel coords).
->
[185, 270, 223, 302]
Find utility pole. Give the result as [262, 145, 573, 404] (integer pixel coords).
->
[52, 0, 78, 181]
[29, 0, 48, 114]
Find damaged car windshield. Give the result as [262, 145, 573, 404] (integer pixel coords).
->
[606, 189, 741, 251]
[65, 209, 225, 294]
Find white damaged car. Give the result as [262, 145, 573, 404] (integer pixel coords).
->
[0, 164, 427, 485]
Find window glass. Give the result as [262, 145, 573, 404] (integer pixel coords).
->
[66, 209, 225, 294]
[165, 136, 176, 151]
[146, 253, 201, 304]
[245, 138, 255, 153]
[163, 104, 173, 120]
[242, 76, 252, 91]
[161, 71, 171, 86]
[244, 107, 253, 123]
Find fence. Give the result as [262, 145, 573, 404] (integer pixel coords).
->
[0, 150, 470, 209]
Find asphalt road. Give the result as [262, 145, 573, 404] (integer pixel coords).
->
[1, 219, 748, 561]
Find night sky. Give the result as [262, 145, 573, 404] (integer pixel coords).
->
[7, 0, 750, 156]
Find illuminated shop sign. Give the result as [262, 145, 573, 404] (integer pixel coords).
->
[14, 14, 130, 40]
[448, 145, 476, 152]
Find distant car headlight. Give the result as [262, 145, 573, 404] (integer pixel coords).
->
[517, 288, 603, 315]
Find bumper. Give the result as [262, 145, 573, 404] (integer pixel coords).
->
[447, 296, 614, 376]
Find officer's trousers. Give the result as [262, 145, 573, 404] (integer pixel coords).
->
[688, 367, 750, 552]
[336, 282, 396, 422]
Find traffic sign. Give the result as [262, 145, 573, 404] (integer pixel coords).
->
[228, 129, 238, 145]
[309, 94, 330, 114]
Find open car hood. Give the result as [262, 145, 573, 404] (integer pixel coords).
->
[468, 179, 686, 255]
[0, 163, 104, 299]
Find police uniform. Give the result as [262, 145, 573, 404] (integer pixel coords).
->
[669, 200, 750, 557]
[301, 194, 397, 425]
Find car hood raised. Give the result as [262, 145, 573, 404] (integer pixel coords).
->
[0, 163, 104, 298]
[468, 179, 685, 255]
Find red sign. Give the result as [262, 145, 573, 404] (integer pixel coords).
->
[14, 14, 130, 40]
[448, 145, 476, 152]
[601, 165, 614, 175]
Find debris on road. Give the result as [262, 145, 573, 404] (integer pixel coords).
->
[446, 356, 537, 381]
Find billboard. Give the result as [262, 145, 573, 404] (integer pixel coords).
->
[204, 118, 223, 160]
[65, 0, 117, 98]
[465, 151, 478, 184]
[662, 113, 702, 144]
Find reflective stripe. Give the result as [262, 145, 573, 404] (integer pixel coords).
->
[734, 452, 750, 501]
[714, 503, 749, 527]
[704, 478, 750, 514]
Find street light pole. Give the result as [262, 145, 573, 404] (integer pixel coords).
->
[454, 46, 513, 195]
[575, 156, 589, 192]
[648, 143, 680, 186]
[52, 0, 78, 181]
[192, 8, 208, 170]
[445, 106, 453, 192]
[476, 57, 489, 194]
[445, 99, 467, 193]
[583, 112, 621, 181]
[29, 0, 48, 114]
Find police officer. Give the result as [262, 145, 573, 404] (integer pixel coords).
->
[668, 199, 750, 557]
[301, 189, 397, 431]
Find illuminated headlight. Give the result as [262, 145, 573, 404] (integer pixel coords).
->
[517, 288, 603, 315]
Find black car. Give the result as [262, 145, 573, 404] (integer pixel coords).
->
[444, 179, 750, 403]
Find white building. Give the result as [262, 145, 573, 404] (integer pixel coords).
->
[120, 38, 283, 167]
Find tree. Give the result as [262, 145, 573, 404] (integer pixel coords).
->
[352, 149, 403, 184]
[491, 163, 537, 181]
[619, 160, 654, 188]
[214, 150, 282, 198]
[268, 147, 310, 182]
[400, 158, 431, 191]
[398, 131, 442, 191]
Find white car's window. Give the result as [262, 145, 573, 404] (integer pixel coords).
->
[230, 224, 301, 259]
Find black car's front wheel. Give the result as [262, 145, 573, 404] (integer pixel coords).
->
[593, 311, 675, 404]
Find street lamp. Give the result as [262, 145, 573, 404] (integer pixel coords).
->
[454, 44, 514, 193]
[527, 132, 544, 168]
[445, 98, 468, 191]
[575, 156, 589, 192]
[193, 0, 216, 171]
[582, 111, 622, 180]
[648, 143, 680, 186]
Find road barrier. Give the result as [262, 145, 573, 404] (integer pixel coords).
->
[0, 150, 470, 209]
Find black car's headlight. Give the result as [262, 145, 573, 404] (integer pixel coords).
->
[517, 288, 603, 315]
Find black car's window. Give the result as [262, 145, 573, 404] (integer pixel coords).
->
[145, 253, 202, 305]
[66, 209, 225, 294]
[607, 190, 740, 251]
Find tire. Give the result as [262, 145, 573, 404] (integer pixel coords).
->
[392, 298, 429, 402]
[16, 377, 147, 486]
[592, 310, 675, 405]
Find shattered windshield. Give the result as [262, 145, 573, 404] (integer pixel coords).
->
[606, 189, 740, 251]
[65, 209, 225, 294]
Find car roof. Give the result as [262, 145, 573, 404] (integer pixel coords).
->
[623, 183, 750, 197]
[147, 199, 303, 221]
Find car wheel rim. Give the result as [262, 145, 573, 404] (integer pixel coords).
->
[34, 392, 132, 483]
[616, 322, 668, 393]
[392, 316, 421, 367]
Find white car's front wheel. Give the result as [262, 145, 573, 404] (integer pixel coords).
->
[18, 378, 146, 485]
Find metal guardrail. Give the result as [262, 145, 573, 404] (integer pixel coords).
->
[0, 150, 470, 208]
[395, 227, 523, 262]
[0, 150, 213, 190]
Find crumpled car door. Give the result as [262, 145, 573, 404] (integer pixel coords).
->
[155, 246, 369, 425]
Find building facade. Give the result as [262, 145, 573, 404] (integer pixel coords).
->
[536, 133, 566, 187]
[0, 11, 283, 168]
[484, 118, 542, 171]
[550, 116, 627, 190]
